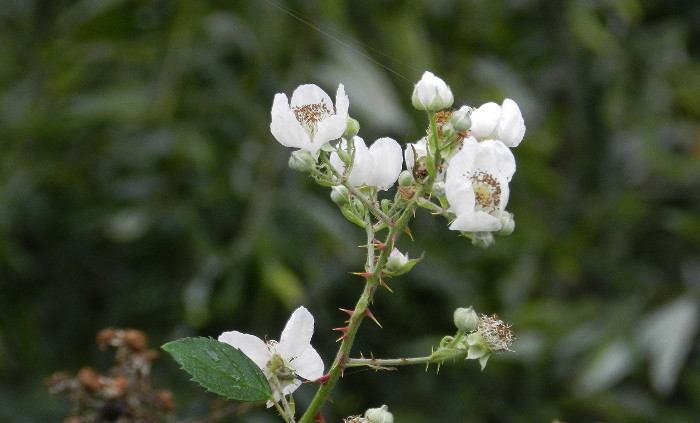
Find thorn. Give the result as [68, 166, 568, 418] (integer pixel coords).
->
[314, 412, 326, 423]
[379, 278, 394, 293]
[351, 272, 373, 279]
[373, 243, 387, 250]
[403, 226, 414, 241]
[339, 308, 354, 317]
[365, 308, 382, 328]
[312, 373, 330, 385]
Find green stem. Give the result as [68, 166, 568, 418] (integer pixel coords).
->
[345, 355, 434, 367]
[298, 184, 430, 423]
[269, 376, 296, 423]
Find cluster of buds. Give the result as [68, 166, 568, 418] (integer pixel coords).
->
[46, 328, 173, 423]
[430, 307, 515, 370]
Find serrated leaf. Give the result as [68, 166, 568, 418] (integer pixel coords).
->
[162, 337, 272, 402]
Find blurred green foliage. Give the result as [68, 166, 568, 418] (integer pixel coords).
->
[1, 0, 700, 422]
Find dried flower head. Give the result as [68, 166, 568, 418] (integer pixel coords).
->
[477, 313, 515, 352]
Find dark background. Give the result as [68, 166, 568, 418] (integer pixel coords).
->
[1, 0, 699, 422]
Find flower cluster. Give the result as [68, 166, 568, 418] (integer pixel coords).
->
[269, 71, 525, 247]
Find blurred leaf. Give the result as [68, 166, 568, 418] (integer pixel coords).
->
[639, 296, 700, 395]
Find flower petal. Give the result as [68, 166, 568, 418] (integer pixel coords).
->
[450, 211, 502, 232]
[367, 137, 402, 190]
[217, 331, 269, 370]
[290, 84, 333, 110]
[496, 98, 526, 147]
[270, 93, 312, 150]
[291, 346, 324, 380]
[279, 306, 315, 360]
[469, 102, 501, 138]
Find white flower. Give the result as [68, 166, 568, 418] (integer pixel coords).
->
[468, 98, 525, 147]
[444, 137, 515, 232]
[331, 136, 403, 191]
[270, 84, 350, 156]
[411, 71, 454, 111]
[218, 306, 324, 405]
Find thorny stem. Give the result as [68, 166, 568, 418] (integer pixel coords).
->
[298, 183, 430, 423]
[345, 356, 434, 367]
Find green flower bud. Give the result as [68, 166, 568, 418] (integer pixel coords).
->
[431, 181, 445, 198]
[365, 405, 394, 423]
[343, 117, 360, 139]
[398, 170, 415, 187]
[386, 248, 409, 273]
[453, 307, 479, 332]
[495, 211, 515, 236]
[471, 231, 494, 248]
[288, 150, 317, 172]
[331, 185, 350, 206]
[450, 106, 472, 132]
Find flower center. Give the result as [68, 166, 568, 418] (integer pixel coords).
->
[266, 341, 296, 381]
[469, 171, 501, 213]
[293, 102, 333, 138]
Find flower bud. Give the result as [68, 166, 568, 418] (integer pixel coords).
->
[365, 405, 394, 423]
[343, 117, 361, 139]
[431, 181, 445, 197]
[386, 248, 409, 273]
[453, 307, 479, 332]
[495, 211, 515, 236]
[450, 106, 472, 132]
[412, 71, 453, 111]
[397, 170, 414, 187]
[471, 231, 495, 248]
[288, 149, 317, 172]
[331, 185, 350, 206]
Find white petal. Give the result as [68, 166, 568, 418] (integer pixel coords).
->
[469, 102, 501, 138]
[404, 137, 428, 171]
[313, 113, 347, 151]
[475, 140, 516, 181]
[449, 211, 502, 232]
[334, 84, 350, 118]
[270, 93, 312, 150]
[367, 137, 403, 190]
[496, 98, 526, 147]
[279, 306, 315, 360]
[290, 84, 332, 110]
[291, 346, 324, 380]
[218, 331, 269, 370]
[444, 179, 476, 216]
[347, 136, 370, 186]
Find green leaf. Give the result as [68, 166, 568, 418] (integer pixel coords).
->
[162, 337, 272, 402]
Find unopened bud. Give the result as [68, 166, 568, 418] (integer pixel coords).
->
[331, 185, 350, 206]
[365, 405, 394, 423]
[398, 170, 414, 187]
[412, 71, 453, 111]
[495, 211, 515, 236]
[288, 149, 317, 172]
[386, 248, 409, 273]
[343, 117, 360, 139]
[453, 307, 479, 332]
[450, 106, 472, 132]
[471, 231, 494, 248]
